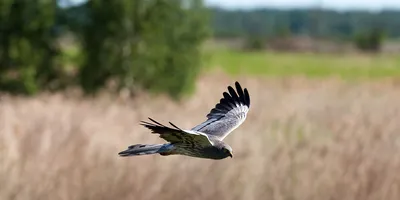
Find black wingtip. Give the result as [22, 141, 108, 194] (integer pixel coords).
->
[146, 117, 166, 127]
[225, 81, 250, 108]
[204, 81, 251, 119]
[233, 81, 250, 108]
[244, 88, 250, 107]
[169, 121, 182, 130]
[139, 117, 182, 134]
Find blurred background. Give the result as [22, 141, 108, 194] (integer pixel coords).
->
[1, 0, 400, 199]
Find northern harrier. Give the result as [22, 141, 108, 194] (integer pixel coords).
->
[118, 81, 250, 160]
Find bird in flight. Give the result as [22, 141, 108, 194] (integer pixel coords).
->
[118, 81, 250, 160]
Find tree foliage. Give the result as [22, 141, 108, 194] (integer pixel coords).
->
[0, 0, 59, 94]
[353, 28, 385, 52]
[0, 0, 209, 99]
[243, 37, 266, 51]
[79, 0, 209, 98]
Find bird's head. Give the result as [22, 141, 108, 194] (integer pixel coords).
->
[221, 145, 233, 158]
[213, 141, 233, 159]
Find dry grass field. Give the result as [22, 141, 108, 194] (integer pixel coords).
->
[2, 74, 400, 200]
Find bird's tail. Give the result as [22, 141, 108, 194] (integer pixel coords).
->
[118, 143, 172, 157]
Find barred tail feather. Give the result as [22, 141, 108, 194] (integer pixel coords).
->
[118, 144, 171, 157]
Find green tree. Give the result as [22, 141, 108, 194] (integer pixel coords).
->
[79, 0, 209, 99]
[353, 28, 385, 52]
[243, 36, 265, 51]
[0, 0, 59, 94]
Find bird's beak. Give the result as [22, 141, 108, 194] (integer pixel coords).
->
[229, 152, 233, 158]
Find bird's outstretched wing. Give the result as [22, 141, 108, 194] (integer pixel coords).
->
[140, 118, 214, 148]
[191, 81, 250, 140]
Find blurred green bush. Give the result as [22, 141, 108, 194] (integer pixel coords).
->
[353, 28, 385, 52]
[243, 37, 266, 51]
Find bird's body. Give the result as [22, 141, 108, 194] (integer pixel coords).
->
[118, 81, 250, 160]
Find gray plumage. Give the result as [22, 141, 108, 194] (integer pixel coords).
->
[118, 81, 250, 160]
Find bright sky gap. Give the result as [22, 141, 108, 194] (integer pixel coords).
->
[65, 0, 400, 11]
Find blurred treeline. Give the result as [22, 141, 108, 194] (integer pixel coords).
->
[65, 4, 400, 51]
[64, 5, 400, 39]
[211, 8, 400, 39]
[0, 0, 209, 98]
[210, 8, 398, 52]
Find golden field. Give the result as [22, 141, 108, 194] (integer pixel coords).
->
[2, 74, 400, 200]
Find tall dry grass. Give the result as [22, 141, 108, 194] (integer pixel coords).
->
[2, 74, 400, 200]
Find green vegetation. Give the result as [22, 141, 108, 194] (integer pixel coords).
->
[209, 8, 400, 52]
[0, 0, 59, 94]
[61, 5, 400, 40]
[207, 47, 400, 79]
[78, 0, 208, 99]
[210, 8, 400, 39]
[353, 28, 386, 52]
[0, 0, 209, 99]
[243, 37, 266, 51]
[2, 0, 400, 98]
